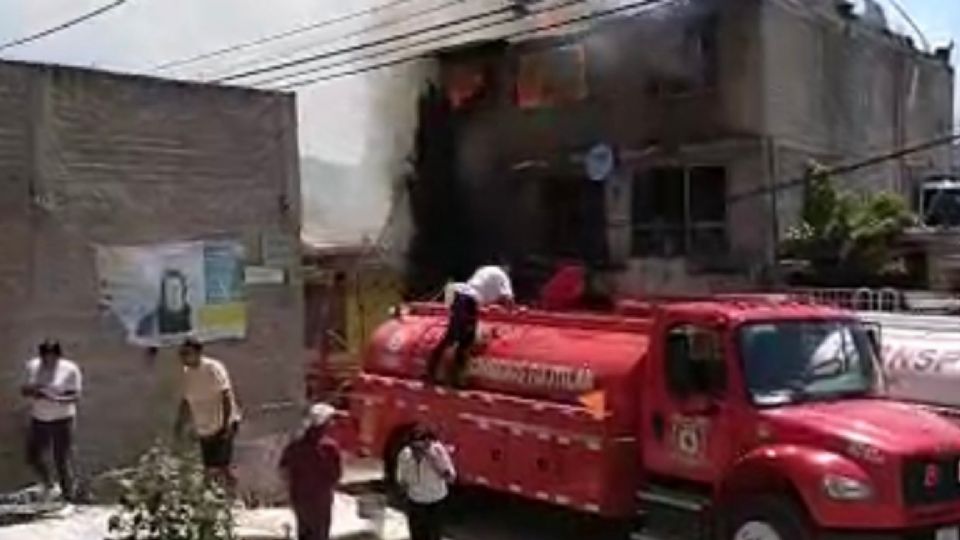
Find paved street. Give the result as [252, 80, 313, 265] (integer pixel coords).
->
[0, 460, 627, 540]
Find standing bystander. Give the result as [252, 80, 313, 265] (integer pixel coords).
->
[396, 425, 456, 540]
[174, 338, 242, 495]
[21, 339, 82, 503]
[279, 403, 342, 540]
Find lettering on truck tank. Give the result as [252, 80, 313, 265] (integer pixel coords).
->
[467, 356, 596, 393]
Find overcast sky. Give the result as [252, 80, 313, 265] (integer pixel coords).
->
[1, 0, 956, 167]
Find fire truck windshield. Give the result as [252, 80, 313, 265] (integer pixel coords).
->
[739, 320, 880, 407]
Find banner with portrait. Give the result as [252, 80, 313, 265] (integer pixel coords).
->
[96, 240, 246, 347]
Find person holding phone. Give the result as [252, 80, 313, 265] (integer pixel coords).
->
[395, 425, 456, 540]
[21, 339, 82, 503]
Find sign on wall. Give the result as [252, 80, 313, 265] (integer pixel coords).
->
[96, 240, 246, 347]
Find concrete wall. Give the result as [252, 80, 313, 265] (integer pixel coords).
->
[436, 0, 772, 294]
[761, 0, 955, 230]
[423, 0, 953, 295]
[0, 61, 304, 490]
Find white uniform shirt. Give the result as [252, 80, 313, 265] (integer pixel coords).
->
[182, 357, 241, 437]
[396, 442, 456, 504]
[23, 358, 82, 422]
[463, 266, 513, 306]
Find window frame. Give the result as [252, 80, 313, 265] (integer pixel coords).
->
[631, 165, 728, 258]
[665, 323, 728, 399]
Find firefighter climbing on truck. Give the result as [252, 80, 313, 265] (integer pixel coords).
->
[426, 263, 515, 387]
[334, 294, 960, 540]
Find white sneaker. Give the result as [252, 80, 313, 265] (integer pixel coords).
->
[50, 504, 75, 518]
[41, 484, 62, 503]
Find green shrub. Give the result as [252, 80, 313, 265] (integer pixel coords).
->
[107, 443, 234, 540]
[781, 163, 916, 282]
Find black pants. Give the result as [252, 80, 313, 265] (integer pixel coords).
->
[295, 507, 332, 540]
[407, 501, 443, 540]
[199, 422, 238, 469]
[427, 292, 478, 386]
[26, 418, 74, 499]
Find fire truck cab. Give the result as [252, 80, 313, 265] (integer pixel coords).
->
[340, 298, 960, 540]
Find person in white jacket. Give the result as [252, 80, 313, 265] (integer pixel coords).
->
[427, 264, 514, 387]
[396, 425, 456, 540]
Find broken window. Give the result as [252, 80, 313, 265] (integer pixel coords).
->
[632, 166, 728, 258]
[515, 44, 587, 109]
[646, 14, 719, 97]
[439, 42, 505, 111]
[444, 61, 493, 110]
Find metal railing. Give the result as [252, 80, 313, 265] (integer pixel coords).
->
[789, 287, 903, 312]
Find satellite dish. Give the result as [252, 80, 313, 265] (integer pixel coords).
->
[585, 143, 616, 182]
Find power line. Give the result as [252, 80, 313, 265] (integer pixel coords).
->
[728, 132, 960, 205]
[153, 0, 442, 72]
[0, 0, 128, 53]
[277, 0, 675, 90]
[213, 0, 551, 83]
[883, 0, 930, 51]
[198, 0, 471, 81]
[250, 0, 586, 88]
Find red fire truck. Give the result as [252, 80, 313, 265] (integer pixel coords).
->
[336, 297, 960, 540]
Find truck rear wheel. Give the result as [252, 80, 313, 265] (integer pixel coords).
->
[724, 496, 811, 540]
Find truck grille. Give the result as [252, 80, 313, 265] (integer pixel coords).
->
[903, 456, 960, 506]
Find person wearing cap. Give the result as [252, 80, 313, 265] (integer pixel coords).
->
[174, 338, 242, 495]
[279, 403, 342, 540]
[21, 339, 82, 502]
[396, 425, 455, 540]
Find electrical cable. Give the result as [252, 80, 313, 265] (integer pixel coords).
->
[198, 0, 472, 81]
[213, 0, 556, 83]
[152, 0, 427, 72]
[249, 0, 585, 88]
[728, 132, 960, 205]
[0, 0, 128, 53]
[277, 0, 675, 89]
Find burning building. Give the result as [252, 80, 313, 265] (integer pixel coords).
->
[405, 0, 954, 296]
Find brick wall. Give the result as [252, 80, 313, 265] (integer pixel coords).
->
[0, 61, 304, 490]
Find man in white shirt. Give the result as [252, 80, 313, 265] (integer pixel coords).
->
[396, 425, 455, 540]
[174, 338, 242, 495]
[21, 339, 82, 502]
[427, 264, 515, 387]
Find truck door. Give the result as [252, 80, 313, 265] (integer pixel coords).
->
[642, 318, 734, 484]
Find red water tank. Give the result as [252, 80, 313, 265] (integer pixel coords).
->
[361, 303, 650, 426]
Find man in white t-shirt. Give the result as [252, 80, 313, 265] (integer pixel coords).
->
[174, 339, 242, 495]
[396, 425, 455, 540]
[21, 339, 82, 502]
[427, 264, 514, 387]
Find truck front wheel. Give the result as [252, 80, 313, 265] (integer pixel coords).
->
[724, 496, 812, 540]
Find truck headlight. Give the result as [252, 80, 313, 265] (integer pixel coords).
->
[823, 473, 873, 501]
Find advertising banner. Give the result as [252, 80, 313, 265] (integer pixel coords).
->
[96, 240, 246, 347]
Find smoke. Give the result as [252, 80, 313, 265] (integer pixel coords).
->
[300, 0, 718, 258]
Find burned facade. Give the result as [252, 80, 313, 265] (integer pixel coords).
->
[408, 0, 954, 296]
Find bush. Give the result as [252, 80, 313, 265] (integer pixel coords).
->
[107, 443, 234, 540]
[781, 164, 916, 283]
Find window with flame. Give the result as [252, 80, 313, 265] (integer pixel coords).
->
[515, 44, 587, 109]
[444, 62, 492, 110]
